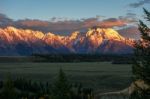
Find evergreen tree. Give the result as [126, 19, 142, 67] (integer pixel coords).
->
[51, 69, 71, 99]
[0, 75, 17, 99]
[131, 8, 150, 99]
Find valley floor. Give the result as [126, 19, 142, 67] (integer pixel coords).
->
[0, 62, 132, 93]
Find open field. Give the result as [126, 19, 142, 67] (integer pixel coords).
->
[0, 62, 132, 92]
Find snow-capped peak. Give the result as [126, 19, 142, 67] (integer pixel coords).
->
[0, 26, 135, 55]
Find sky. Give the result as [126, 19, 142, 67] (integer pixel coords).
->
[0, 0, 150, 20]
[0, 0, 150, 38]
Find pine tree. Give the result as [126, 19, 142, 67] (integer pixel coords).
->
[51, 69, 71, 99]
[0, 75, 17, 99]
[131, 8, 150, 99]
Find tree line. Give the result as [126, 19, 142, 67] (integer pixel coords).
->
[0, 70, 94, 99]
[32, 53, 133, 64]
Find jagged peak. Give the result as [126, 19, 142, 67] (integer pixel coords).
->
[70, 31, 80, 40]
[46, 32, 55, 37]
[0, 26, 134, 46]
[4, 26, 45, 39]
[86, 27, 125, 41]
[46, 32, 65, 38]
[0, 26, 135, 55]
[34, 31, 45, 39]
[5, 26, 40, 33]
[6, 26, 16, 30]
[3, 26, 124, 41]
[5, 26, 18, 32]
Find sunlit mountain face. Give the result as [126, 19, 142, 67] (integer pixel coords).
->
[0, 26, 135, 56]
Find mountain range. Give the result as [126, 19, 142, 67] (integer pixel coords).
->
[0, 26, 135, 56]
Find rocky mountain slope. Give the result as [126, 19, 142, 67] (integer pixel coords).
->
[0, 26, 135, 56]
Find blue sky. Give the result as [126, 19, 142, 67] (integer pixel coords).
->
[0, 0, 149, 20]
[0, 0, 150, 38]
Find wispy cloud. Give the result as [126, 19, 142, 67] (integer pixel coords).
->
[129, 0, 150, 8]
[0, 13, 137, 35]
[0, 13, 13, 27]
[118, 26, 140, 39]
[126, 12, 136, 17]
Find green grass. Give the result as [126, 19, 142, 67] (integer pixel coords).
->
[0, 62, 132, 92]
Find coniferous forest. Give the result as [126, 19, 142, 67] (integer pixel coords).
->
[0, 70, 94, 99]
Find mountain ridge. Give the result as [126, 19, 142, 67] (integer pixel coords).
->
[0, 26, 135, 56]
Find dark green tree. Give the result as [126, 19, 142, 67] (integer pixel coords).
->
[0, 75, 17, 99]
[51, 69, 71, 99]
[131, 8, 150, 99]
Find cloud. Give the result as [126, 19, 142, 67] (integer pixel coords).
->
[126, 12, 136, 17]
[98, 18, 127, 28]
[118, 26, 140, 39]
[82, 17, 134, 29]
[0, 13, 13, 27]
[0, 13, 137, 35]
[15, 19, 83, 34]
[129, 0, 150, 8]
[119, 15, 138, 24]
[16, 19, 49, 27]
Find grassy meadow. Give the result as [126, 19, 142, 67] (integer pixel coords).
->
[0, 62, 132, 93]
